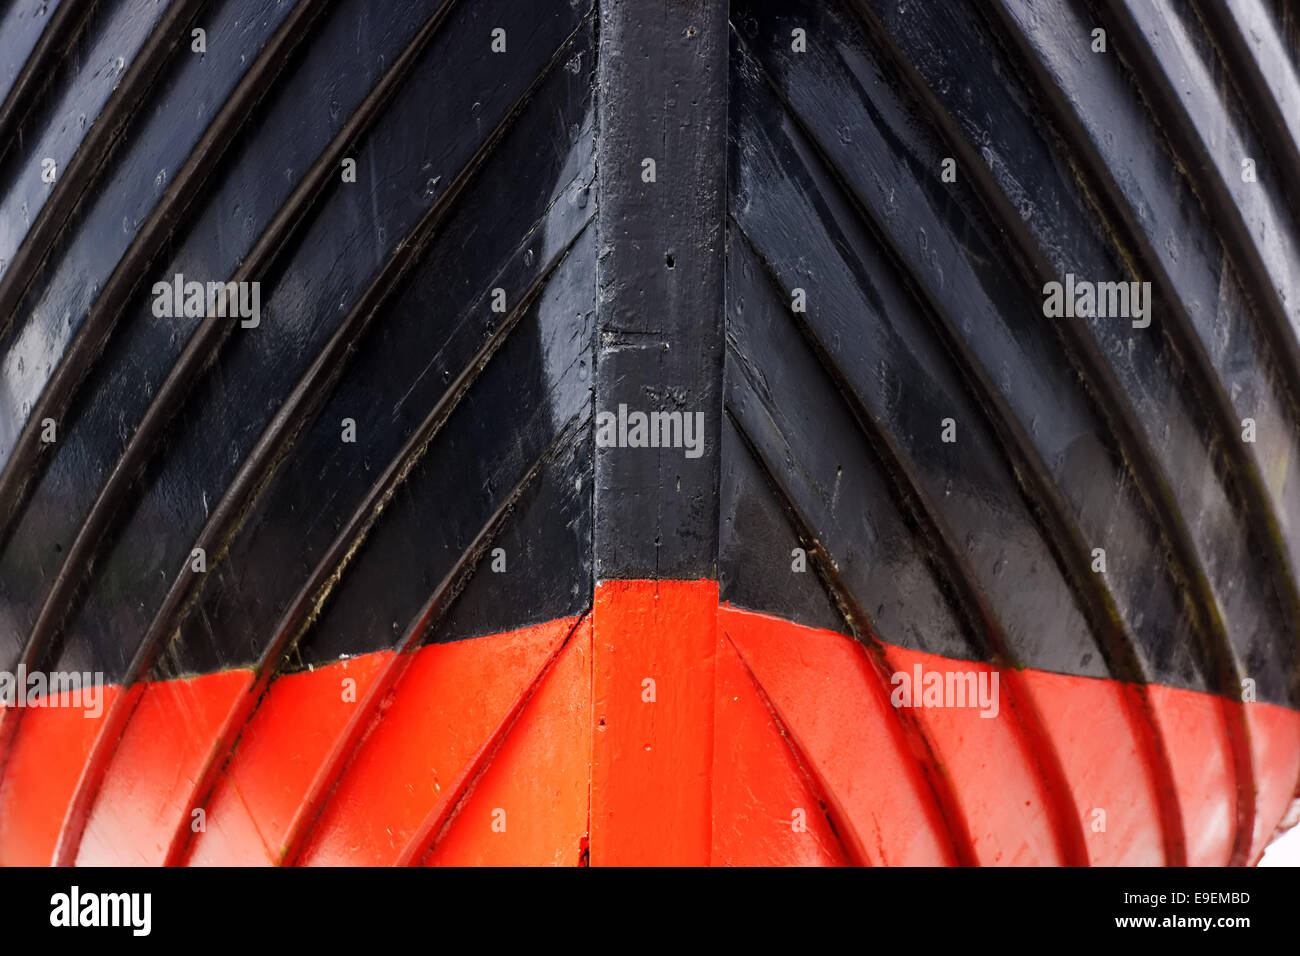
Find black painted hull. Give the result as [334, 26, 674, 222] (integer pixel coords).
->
[0, 0, 1297, 865]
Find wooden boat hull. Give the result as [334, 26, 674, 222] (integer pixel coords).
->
[0, 0, 1298, 865]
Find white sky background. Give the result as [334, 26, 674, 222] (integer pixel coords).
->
[1259, 823, 1300, 866]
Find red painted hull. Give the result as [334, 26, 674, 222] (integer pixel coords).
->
[4, 580, 1296, 866]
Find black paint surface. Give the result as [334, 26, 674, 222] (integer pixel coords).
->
[593, 0, 727, 581]
[0, 0, 1296, 714]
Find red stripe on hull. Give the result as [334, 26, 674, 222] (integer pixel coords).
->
[418, 617, 592, 866]
[718, 606, 960, 864]
[185, 652, 394, 866]
[75, 670, 250, 866]
[3, 585, 1297, 865]
[302, 617, 578, 866]
[590, 580, 718, 866]
[711, 633, 850, 865]
[1242, 698, 1300, 862]
[0, 685, 122, 865]
[1144, 685, 1236, 866]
